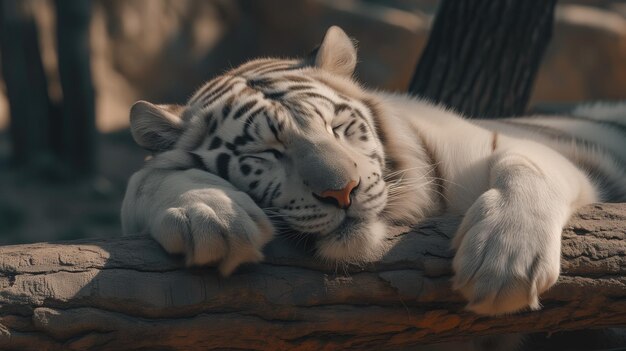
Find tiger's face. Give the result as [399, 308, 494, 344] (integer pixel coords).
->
[130, 26, 392, 260]
[188, 67, 387, 236]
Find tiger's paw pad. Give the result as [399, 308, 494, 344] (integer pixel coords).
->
[451, 190, 561, 315]
[153, 191, 274, 276]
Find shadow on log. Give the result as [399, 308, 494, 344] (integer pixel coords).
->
[1, 203, 625, 350]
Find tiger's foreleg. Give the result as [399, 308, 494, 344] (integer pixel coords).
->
[122, 167, 275, 275]
[451, 142, 597, 315]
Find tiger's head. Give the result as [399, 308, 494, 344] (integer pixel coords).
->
[130, 26, 396, 262]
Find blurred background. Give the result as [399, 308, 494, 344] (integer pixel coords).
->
[0, 0, 625, 245]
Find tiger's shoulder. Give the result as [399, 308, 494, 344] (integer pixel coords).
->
[369, 92, 626, 205]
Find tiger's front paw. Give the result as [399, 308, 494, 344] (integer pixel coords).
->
[151, 189, 274, 276]
[451, 189, 562, 315]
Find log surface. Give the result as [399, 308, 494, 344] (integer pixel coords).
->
[1, 203, 625, 350]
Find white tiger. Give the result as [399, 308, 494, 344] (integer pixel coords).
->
[122, 26, 626, 316]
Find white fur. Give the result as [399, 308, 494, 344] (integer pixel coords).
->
[122, 27, 625, 317]
[122, 163, 274, 276]
[572, 101, 626, 124]
[382, 94, 602, 314]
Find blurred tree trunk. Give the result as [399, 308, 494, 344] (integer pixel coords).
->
[0, 1, 51, 167]
[55, 0, 96, 176]
[409, 0, 557, 118]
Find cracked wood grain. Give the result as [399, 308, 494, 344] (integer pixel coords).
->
[1, 203, 625, 350]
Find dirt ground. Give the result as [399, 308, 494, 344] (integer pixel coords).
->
[0, 130, 147, 245]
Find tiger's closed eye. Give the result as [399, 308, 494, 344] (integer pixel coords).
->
[332, 119, 358, 138]
[331, 124, 344, 138]
[262, 149, 284, 159]
[241, 147, 284, 162]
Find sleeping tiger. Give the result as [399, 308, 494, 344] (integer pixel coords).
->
[122, 26, 626, 316]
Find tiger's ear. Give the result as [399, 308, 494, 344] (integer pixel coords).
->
[130, 101, 185, 152]
[313, 26, 357, 77]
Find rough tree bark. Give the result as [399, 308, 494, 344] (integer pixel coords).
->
[1, 203, 625, 351]
[408, 0, 557, 118]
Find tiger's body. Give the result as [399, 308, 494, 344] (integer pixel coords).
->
[122, 26, 626, 316]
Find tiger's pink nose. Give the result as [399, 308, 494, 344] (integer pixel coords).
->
[319, 180, 359, 209]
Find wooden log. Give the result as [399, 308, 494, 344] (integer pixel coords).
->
[1, 203, 625, 350]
